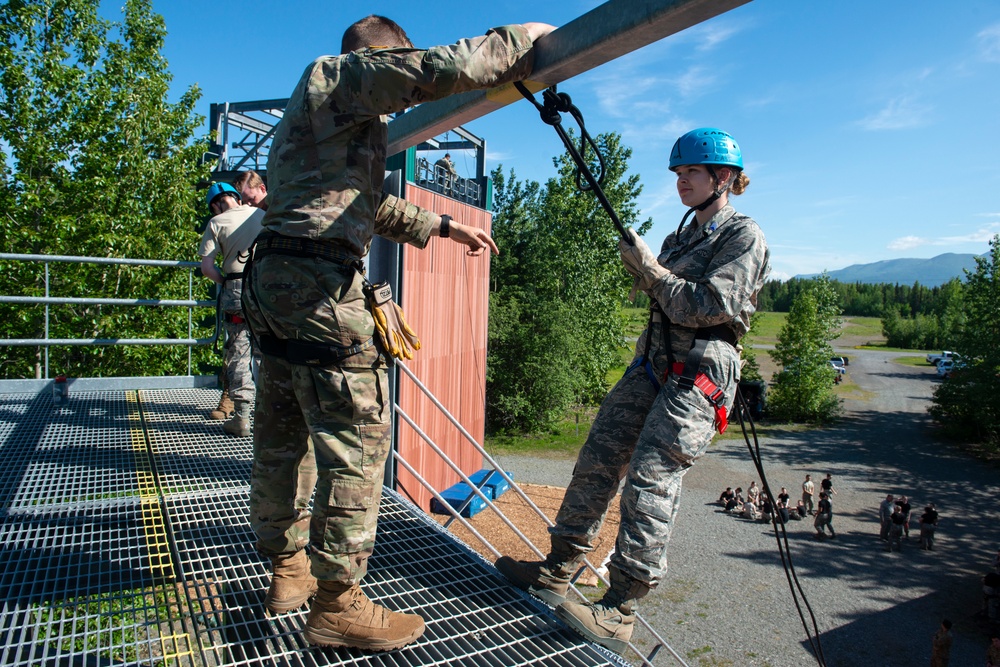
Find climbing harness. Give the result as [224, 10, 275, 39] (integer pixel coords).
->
[516, 83, 828, 667]
[241, 231, 379, 366]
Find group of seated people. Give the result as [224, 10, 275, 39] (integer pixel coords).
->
[718, 482, 804, 524]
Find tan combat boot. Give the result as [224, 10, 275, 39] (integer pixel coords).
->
[555, 564, 650, 654]
[208, 389, 233, 420]
[303, 581, 425, 651]
[223, 401, 250, 437]
[264, 550, 318, 614]
[494, 536, 583, 606]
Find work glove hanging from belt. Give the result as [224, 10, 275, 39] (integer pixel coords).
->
[366, 282, 421, 360]
[619, 228, 670, 301]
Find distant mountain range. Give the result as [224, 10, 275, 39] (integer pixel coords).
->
[796, 253, 981, 287]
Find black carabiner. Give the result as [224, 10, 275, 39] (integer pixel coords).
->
[514, 81, 632, 245]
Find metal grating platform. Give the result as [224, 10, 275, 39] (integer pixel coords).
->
[0, 388, 631, 667]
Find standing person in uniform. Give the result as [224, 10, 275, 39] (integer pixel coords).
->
[199, 182, 264, 437]
[241, 15, 555, 652]
[920, 503, 939, 550]
[233, 170, 268, 210]
[434, 152, 458, 195]
[930, 619, 953, 667]
[879, 493, 896, 541]
[496, 128, 770, 653]
[813, 491, 835, 539]
[801, 474, 815, 515]
[896, 494, 912, 538]
[986, 634, 1000, 667]
[820, 473, 836, 498]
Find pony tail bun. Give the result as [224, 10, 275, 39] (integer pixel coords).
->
[730, 171, 750, 196]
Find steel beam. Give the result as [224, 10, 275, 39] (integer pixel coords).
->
[387, 0, 750, 155]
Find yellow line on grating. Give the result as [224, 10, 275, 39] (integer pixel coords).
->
[128, 391, 195, 662]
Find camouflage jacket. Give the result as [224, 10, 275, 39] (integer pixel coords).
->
[262, 25, 535, 257]
[636, 204, 770, 366]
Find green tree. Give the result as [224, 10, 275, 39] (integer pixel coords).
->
[739, 311, 764, 382]
[0, 0, 212, 379]
[767, 274, 842, 423]
[486, 132, 651, 433]
[929, 235, 1000, 447]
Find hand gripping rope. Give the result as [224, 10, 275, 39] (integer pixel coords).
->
[515, 82, 828, 667]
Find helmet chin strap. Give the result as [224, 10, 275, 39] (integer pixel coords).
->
[675, 165, 734, 237]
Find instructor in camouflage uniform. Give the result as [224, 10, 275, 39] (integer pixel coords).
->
[497, 128, 770, 653]
[241, 15, 555, 652]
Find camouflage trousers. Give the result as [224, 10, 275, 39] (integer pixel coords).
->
[221, 281, 255, 404]
[222, 318, 254, 404]
[551, 340, 739, 587]
[243, 253, 390, 585]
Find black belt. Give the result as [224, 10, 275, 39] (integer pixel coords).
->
[222, 271, 244, 283]
[258, 334, 374, 367]
[695, 324, 739, 348]
[253, 231, 361, 267]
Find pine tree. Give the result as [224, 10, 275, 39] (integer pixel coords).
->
[767, 274, 842, 423]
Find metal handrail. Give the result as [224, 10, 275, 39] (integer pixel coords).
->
[0, 253, 219, 378]
[395, 359, 689, 667]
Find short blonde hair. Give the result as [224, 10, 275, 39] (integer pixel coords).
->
[233, 170, 264, 191]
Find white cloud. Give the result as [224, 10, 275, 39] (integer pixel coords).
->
[977, 23, 1000, 63]
[691, 22, 743, 53]
[887, 236, 928, 251]
[768, 269, 793, 282]
[888, 223, 1000, 250]
[637, 181, 677, 221]
[674, 65, 717, 98]
[858, 95, 932, 130]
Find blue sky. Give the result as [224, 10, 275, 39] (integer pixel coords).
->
[148, 0, 1000, 280]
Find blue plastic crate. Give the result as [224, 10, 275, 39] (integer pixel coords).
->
[469, 469, 513, 499]
[429, 470, 514, 517]
[430, 484, 489, 517]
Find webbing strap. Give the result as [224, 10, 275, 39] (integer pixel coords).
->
[253, 231, 361, 267]
[258, 334, 374, 367]
[678, 337, 709, 391]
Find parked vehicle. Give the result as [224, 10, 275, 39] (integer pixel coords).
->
[926, 350, 957, 365]
[937, 358, 965, 378]
[831, 355, 849, 367]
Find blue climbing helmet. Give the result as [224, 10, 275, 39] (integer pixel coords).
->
[668, 127, 743, 171]
[205, 182, 241, 209]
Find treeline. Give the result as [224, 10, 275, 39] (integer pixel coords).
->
[758, 276, 966, 350]
[0, 1, 215, 380]
[757, 277, 965, 318]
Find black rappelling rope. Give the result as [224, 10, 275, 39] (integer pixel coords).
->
[512, 81, 632, 245]
[735, 393, 828, 667]
[515, 81, 829, 667]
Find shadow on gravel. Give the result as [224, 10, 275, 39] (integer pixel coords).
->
[717, 405, 1000, 664]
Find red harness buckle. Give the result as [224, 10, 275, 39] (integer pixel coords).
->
[666, 363, 729, 434]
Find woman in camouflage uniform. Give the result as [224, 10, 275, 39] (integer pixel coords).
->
[496, 128, 770, 653]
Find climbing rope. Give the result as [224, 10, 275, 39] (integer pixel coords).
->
[516, 82, 829, 667]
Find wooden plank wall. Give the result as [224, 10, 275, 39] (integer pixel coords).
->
[395, 184, 492, 512]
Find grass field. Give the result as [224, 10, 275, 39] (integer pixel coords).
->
[485, 311, 919, 455]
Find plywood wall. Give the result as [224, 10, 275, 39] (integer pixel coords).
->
[395, 184, 492, 512]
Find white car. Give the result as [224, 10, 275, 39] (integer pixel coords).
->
[936, 358, 964, 378]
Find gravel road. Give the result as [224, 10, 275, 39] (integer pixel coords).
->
[492, 349, 1000, 666]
